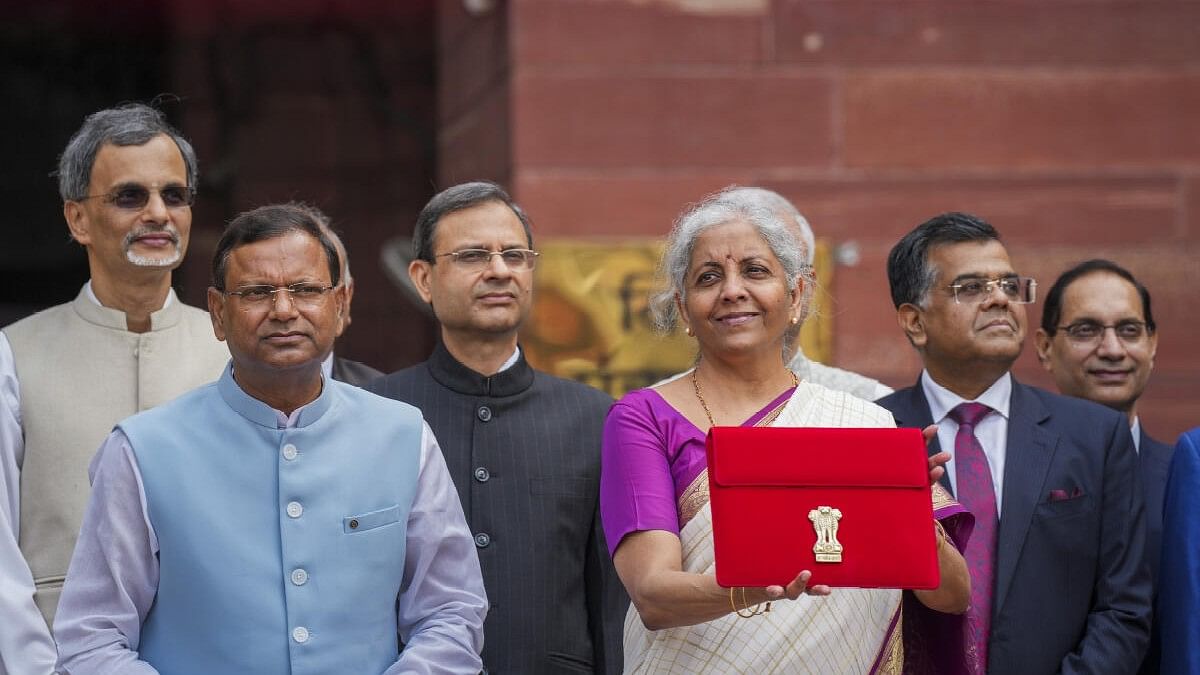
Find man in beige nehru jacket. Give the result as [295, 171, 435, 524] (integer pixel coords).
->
[0, 103, 228, 674]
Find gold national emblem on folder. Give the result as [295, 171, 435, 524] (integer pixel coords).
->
[808, 505, 844, 563]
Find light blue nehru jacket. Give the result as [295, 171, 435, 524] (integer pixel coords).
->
[120, 365, 423, 675]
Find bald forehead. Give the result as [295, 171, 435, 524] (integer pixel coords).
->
[1060, 271, 1145, 322]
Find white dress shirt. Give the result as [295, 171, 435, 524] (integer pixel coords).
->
[496, 345, 520, 373]
[53, 393, 486, 674]
[921, 370, 1013, 515]
[0, 282, 175, 675]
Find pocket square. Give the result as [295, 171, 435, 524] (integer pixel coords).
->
[1047, 487, 1084, 502]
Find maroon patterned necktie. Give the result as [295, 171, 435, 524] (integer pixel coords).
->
[949, 401, 996, 674]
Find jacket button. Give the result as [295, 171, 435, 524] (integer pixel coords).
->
[474, 467, 490, 483]
[474, 532, 491, 548]
[286, 501, 303, 519]
[292, 626, 309, 643]
[291, 568, 308, 586]
[477, 406, 492, 422]
[282, 444, 298, 461]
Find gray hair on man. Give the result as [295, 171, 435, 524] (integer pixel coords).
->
[718, 186, 816, 267]
[56, 102, 199, 202]
[649, 189, 814, 333]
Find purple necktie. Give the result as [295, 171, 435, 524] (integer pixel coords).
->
[949, 402, 996, 674]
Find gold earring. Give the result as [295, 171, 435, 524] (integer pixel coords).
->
[790, 316, 799, 325]
[685, 326, 694, 337]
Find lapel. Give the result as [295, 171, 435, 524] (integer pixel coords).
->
[1138, 428, 1172, 507]
[886, 380, 952, 494]
[993, 379, 1056, 618]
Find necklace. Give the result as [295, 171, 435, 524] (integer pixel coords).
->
[691, 367, 799, 427]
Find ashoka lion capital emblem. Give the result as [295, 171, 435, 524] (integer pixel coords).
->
[808, 505, 843, 563]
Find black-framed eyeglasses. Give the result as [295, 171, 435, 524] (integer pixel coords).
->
[223, 282, 338, 307]
[1056, 320, 1149, 345]
[947, 276, 1036, 304]
[77, 185, 196, 210]
[434, 248, 540, 270]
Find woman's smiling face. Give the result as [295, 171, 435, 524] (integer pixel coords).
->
[678, 218, 803, 359]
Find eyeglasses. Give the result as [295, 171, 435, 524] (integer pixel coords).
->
[1056, 320, 1150, 345]
[78, 185, 196, 210]
[948, 276, 1037, 304]
[434, 248, 540, 270]
[223, 283, 337, 307]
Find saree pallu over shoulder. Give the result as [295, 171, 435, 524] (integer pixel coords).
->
[678, 387, 791, 529]
[625, 383, 910, 674]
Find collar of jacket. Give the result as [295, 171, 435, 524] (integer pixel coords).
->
[426, 339, 535, 398]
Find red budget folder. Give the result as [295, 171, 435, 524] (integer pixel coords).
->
[706, 426, 939, 590]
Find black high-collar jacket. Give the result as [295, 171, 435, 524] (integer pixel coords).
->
[368, 342, 626, 674]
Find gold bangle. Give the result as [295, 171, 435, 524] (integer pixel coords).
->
[934, 520, 948, 552]
[730, 586, 767, 618]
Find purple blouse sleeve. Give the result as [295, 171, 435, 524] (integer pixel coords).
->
[600, 393, 683, 558]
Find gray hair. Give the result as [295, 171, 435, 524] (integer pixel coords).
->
[296, 202, 354, 283]
[649, 190, 813, 332]
[718, 186, 815, 266]
[57, 103, 198, 201]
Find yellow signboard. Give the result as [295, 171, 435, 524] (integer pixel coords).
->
[521, 238, 833, 398]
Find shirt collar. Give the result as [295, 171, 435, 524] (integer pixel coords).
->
[321, 353, 334, 380]
[1131, 416, 1142, 453]
[921, 370, 1012, 424]
[496, 345, 521, 373]
[425, 340, 533, 397]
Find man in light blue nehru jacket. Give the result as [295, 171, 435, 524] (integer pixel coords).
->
[53, 203, 487, 674]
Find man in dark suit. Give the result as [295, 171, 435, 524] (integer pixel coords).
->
[876, 213, 1152, 674]
[309, 206, 383, 387]
[1034, 259, 1170, 673]
[369, 181, 626, 674]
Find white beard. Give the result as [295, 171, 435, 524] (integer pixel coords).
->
[123, 224, 182, 268]
[126, 246, 182, 268]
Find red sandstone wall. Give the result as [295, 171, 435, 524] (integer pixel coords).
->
[492, 0, 1200, 440]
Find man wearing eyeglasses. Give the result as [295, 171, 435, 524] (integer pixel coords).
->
[877, 213, 1151, 673]
[53, 203, 486, 673]
[1034, 259, 1169, 674]
[0, 103, 229, 674]
[369, 182, 627, 674]
[292, 204, 385, 387]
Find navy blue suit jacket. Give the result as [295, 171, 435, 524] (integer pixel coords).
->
[1159, 427, 1200, 675]
[1138, 428, 1172, 585]
[877, 378, 1152, 674]
[1138, 428, 1173, 675]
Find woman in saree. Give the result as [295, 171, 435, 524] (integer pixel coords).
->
[600, 192, 973, 673]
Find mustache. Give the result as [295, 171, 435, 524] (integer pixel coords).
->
[977, 310, 1016, 327]
[122, 224, 181, 248]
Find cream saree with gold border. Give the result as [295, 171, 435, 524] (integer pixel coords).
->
[622, 382, 907, 674]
